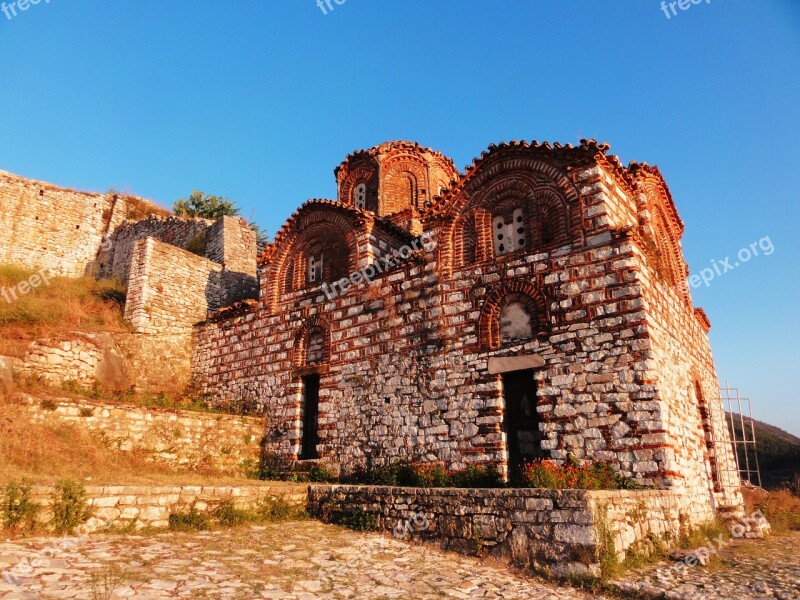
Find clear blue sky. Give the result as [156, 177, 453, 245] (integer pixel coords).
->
[1, 1, 798, 434]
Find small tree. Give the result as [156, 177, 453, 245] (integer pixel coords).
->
[174, 190, 268, 247]
[173, 190, 241, 219]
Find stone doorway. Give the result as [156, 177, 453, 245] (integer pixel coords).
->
[301, 374, 320, 460]
[501, 369, 542, 484]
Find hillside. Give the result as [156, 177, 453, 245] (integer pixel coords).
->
[728, 414, 800, 490]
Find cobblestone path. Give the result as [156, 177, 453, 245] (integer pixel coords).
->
[1, 522, 797, 599]
[612, 531, 800, 599]
[0, 521, 599, 599]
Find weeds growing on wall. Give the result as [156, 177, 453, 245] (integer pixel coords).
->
[172, 497, 306, 531]
[318, 498, 380, 532]
[521, 459, 641, 490]
[1, 479, 40, 532]
[344, 461, 504, 488]
[51, 479, 91, 535]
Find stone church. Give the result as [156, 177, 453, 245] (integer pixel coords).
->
[192, 139, 742, 511]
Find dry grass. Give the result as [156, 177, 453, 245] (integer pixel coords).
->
[742, 486, 800, 534]
[0, 265, 130, 358]
[0, 400, 254, 487]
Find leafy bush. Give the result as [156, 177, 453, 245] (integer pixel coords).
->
[259, 496, 307, 522]
[320, 499, 380, 532]
[2, 479, 40, 531]
[521, 459, 639, 490]
[168, 504, 210, 532]
[346, 460, 504, 489]
[214, 502, 250, 527]
[51, 479, 91, 535]
[450, 465, 504, 488]
[308, 465, 338, 483]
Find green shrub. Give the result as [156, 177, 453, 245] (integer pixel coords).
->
[450, 465, 504, 488]
[2, 479, 40, 531]
[168, 504, 210, 532]
[39, 399, 58, 411]
[51, 479, 91, 535]
[324, 502, 379, 532]
[308, 465, 338, 483]
[346, 461, 505, 489]
[214, 502, 250, 527]
[256, 496, 306, 523]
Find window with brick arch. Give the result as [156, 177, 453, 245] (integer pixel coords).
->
[353, 183, 367, 210]
[493, 207, 527, 256]
[306, 327, 326, 364]
[285, 234, 351, 293]
[498, 294, 539, 344]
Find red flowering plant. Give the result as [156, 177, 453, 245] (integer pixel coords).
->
[521, 458, 637, 490]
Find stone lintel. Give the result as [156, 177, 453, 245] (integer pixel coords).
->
[487, 354, 545, 375]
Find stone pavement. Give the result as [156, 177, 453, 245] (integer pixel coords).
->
[0, 521, 797, 599]
[0, 521, 599, 599]
[611, 531, 800, 600]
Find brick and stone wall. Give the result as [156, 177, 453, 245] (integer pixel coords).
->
[307, 485, 716, 578]
[26, 484, 305, 532]
[16, 393, 263, 474]
[192, 139, 744, 523]
[0, 169, 166, 278]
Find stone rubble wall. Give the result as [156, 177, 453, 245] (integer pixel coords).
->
[0, 169, 166, 278]
[125, 238, 225, 336]
[2, 331, 187, 392]
[100, 216, 213, 284]
[27, 484, 306, 532]
[307, 485, 714, 579]
[16, 393, 264, 474]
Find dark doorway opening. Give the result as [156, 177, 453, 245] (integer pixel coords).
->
[301, 375, 320, 460]
[502, 369, 543, 484]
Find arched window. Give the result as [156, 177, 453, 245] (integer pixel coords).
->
[500, 301, 534, 343]
[306, 327, 326, 364]
[401, 173, 418, 207]
[492, 207, 527, 256]
[456, 215, 477, 266]
[478, 283, 548, 351]
[353, 183, 367, 210]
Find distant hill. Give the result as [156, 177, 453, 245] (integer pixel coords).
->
[727, 414, 800, 490]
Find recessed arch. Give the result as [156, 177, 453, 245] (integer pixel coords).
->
[478, 279, 550, 351]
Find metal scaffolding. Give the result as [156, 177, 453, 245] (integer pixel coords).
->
[715, 383, 762, 488]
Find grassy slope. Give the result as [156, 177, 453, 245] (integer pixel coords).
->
[0, 399, 257, 487]
[0, 264, 130, 357]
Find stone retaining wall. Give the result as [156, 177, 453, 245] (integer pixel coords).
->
[16, 394, 264, 475]
[27, 484, 306, 533]
[307, 485, 718, 578]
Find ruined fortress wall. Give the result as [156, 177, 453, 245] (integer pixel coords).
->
[206, 216, 258, 276]
[125, 238, 224, 336]
[103, 216, 213, 283]
[0, 170, 166, 278]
